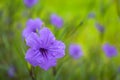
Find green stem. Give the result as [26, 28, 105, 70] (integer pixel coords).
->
[52, 67, 56, 76]
[29, 66, 36, 80]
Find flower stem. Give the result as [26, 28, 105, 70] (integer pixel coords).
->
[29, 66, 36, 80]
[52, 67, 56, 76]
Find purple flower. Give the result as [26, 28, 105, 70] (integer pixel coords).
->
[69, 44, 83, 59]
[25, 27, 65, 70]
[102, 43, 117, 57]
[95, 23, 104, 33]
[50, 14, 63, 28]
[117, 66, 120, 73]
[8, 66, 15, 77]
[22, 18, 43, 38]
[24, 0, 38, 7]
[88, 12, 95, 18]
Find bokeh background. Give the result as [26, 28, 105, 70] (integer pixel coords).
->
[0, 0, 120, 80]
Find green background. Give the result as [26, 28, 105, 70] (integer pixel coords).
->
[0, 0, 120, 80]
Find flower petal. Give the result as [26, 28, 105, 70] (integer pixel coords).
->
[38, 58, 57, 71]
[26, 19, 34, 28]
[48, 40, 65, 59]
[34, 18, 43, 29]
[26, 18, 43, 31]
[22, 27, 32, 38]
[25, 32, 40, 49]
[39, 28, 56, 47]
[22, 18, 43, 38]
[25, 49, 57, 70]
[25, 49, 41, 66]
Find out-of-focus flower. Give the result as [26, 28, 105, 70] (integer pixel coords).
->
[17, 23, 22, 29]
[50, 14, 63, 28]
[102, 43, 117, 57]
[25, 27, 65, 70]
[95, 23, 104, 33]
[8, 66, 15, 77]
[22, 18, 43, 38]
[24, 0, 38, 7]
[117, 66, 120, 73]
[88, 12, 95, 18]
[69, 44, 83, 59]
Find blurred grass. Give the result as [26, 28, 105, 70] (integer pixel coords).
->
[0, 0, 120, 80]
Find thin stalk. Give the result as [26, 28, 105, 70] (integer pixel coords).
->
[52, 67, 56, 76]
[29, 66, 36, 80]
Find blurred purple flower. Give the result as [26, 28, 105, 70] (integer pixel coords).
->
[22, 18, 43, 38]
[95, 23, 104, 33]
[17, 23, 22, 29]
[117, 66, 120, 73]
[69, 44, 83, 59]
[88, 12, 95, 18]
[50, 14, 63, 28]
[102, 43, 117, 57]
[24, 0, 38, 7]
[8, 66, 15, 77]
[25, 27, 65, 70]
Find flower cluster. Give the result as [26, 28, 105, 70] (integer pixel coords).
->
[23, 19, 65, 70]
[22, 0, 118, 71]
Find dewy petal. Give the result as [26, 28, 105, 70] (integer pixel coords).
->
[39, 28, 55, 47]
[48, 40, 65, 59]
[25, 49, 41, 66]
[38, 59, 56, 71]
[25, 32, 40, 49]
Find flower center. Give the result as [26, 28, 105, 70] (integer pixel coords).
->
[74, 49, 79, 55]
[39, 48, 47, 53]
[32, 29, 36, 33]
[39, 48, 48, 57]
